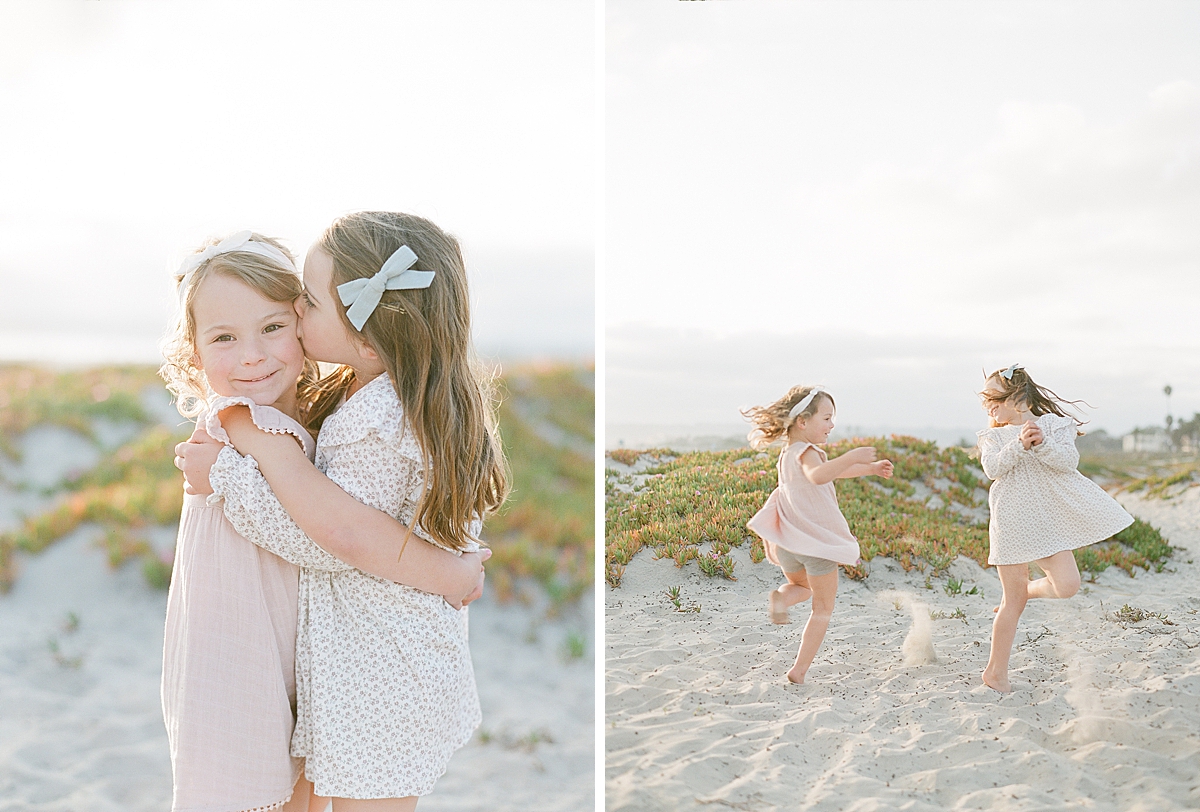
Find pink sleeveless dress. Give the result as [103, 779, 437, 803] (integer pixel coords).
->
[161, 399, 315, 812]
[747, 441, 860, 566]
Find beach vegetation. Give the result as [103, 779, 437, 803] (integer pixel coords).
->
[1, 363, 594, 608]
[606, 436, 1176, 588]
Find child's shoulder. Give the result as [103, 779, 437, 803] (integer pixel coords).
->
[787, 441, 824, 461]
[319, 374, 410, 451]
[204, 396, 315, 461]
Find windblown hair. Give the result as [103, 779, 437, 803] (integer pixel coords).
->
[981, 366, 1086, 427]
[302, 211, 510, 551]
[160, 232, 318, 418]
[741, 385, 835, 450]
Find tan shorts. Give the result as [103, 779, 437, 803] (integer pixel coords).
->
[773, 547, 838, 577]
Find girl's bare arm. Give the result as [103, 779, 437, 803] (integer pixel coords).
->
[800, 446, 879, 485]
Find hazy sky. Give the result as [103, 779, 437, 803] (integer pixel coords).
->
[0, 0, 593, 364]
[607, 0, 1200, 440]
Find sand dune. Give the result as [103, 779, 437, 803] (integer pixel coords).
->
[606, 489, 1200, 811]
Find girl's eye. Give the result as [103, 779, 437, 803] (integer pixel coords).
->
[214, 334, 234, 343]
[264, 323, 283, 334]
[302, 292, 315, 307]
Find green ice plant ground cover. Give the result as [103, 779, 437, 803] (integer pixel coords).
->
[605, 436, 1175, 589]
[1, 363, 595, 610]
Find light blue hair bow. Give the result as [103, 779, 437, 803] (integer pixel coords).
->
[1000, 363, 1022, 380]
[336, 245, 435, 331]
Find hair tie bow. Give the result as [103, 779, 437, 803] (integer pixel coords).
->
[336, 245, 435, 331]
[1000, 363, 1022, 380]
[788, 387, 828, 420]
[176, 231, 294, 303]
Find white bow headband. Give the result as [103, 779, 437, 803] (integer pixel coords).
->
[788, 387, 829, 421]
[336, 244, 435, 331]
[176, 231, 295, 302]
[999, 363, 1022, 380]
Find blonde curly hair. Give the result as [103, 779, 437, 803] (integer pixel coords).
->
[741, 385, 835, 450]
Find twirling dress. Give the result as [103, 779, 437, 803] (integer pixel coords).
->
[161, 399, 312, 812]
[978, 413, 1133, 565]
[207, 373, 481, 799]
[746, 441, 861, 566]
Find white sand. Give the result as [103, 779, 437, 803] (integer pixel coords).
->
[606, 489, 1200, 811]
[0, 419, 593, 812]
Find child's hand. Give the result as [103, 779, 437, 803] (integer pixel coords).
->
[873, 459, 894, 479]
[844, 446, 878, 465]
[445, 548, 491, 609]
[174, 427, 223, 495]
[1020, 421, 1044, 450]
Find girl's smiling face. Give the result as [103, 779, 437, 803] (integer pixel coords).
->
[793, 398, 836, 445]
[191, 272, 305, 414]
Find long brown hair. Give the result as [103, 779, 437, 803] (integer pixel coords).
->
[305, 211, 509, 551]
[981, 366, 1086, 427]
[741, 385, 835, 450]
[160, 232, 319, 417]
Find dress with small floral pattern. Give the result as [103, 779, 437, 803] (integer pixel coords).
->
[207, 374, 481, 799]
[978, 413, 1133, 566]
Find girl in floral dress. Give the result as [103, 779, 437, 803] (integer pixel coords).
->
[179, 212, 509, 810]
[977, 364, 1133, 693]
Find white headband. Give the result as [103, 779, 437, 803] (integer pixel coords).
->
[336, 244, 435, 331]
[176, 231, 295, 302]
[788, 387, 829, 421]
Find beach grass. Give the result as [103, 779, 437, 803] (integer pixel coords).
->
[1, 363, 595, 604]
[605, 436, 1175, 588]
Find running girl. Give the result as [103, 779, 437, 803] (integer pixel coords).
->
[744, 385, 893, 684]
[977, 364, 1133, 693]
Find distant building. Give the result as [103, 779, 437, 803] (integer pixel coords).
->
[1122, 427, 1170, 453]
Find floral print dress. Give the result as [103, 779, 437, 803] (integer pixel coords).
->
[207, 374, 481, 799]
[978, 413, 1133, 566]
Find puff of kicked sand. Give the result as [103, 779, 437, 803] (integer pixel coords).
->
[607, 532, 1200, 812]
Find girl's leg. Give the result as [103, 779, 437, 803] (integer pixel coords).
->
[786, 569, 838, 684]
[1027, 550, 1081, 600]
[309, 791, 333, 812]
[331, 799, 416, 812]
[769, 568, 812, 624]
[281, 775, 314, 812]
[982, 563, 1030, 693]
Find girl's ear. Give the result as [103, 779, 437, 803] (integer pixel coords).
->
[191, 351, 203, 372]
[355, 336, 380, 364]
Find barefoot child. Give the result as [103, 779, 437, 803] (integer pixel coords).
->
[743, 386, 894, 684]
[977, 364, 1133, 693]
[161, 232, 485, 812]
[179, 212, 509, 809]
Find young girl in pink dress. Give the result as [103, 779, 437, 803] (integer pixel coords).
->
[744, 385, 894, 684]
[160, 232, 487, 812]
[177, 212, 510, 810]
[977, 364, 1133, 693]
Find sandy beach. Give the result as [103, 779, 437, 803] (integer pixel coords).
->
[606, 479, 1200, 810]
[0, 410, 593, 812]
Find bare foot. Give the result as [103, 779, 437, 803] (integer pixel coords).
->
[769, 591, 789, 625]
[981, 669, 1011, 693]
[786, 667, 806, 684]
[993, 605, 999, 613]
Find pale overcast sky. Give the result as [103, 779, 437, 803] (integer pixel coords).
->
[0, 0, 593, 364]
[607, 0, 1200, 443]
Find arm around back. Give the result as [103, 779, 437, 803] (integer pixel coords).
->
[218, 405, 482, 601]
